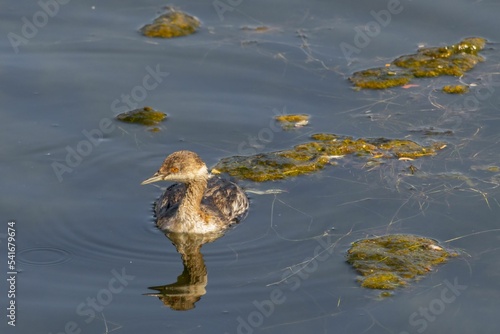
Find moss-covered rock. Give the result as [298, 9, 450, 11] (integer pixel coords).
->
[116, 106, 167, 126]
[347, 234, 456, 290]
[141, 9, 200, 38]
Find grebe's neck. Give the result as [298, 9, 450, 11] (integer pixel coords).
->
[177, 176, 208, 222]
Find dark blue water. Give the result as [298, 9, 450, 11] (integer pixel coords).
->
[2, 0, 500, 333]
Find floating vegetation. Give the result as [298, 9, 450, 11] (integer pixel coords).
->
[374, 138, 444, 159]
[213, 153, 329, 182]
[241, 25, 273, 33]
[141, 8, 200, 38]
[116, 106, 167, 126]
[409, 126, 454, 136]
[442, 85, 469, 94]
[393, 37, 485, 77]
[349, 66, 413, 89]
[212, 133, 445, 182]
[275, 114, 310, 129]
[346, 234, 456, 290]
[471, 165, 500, 173]
[350, 37, 487, 89]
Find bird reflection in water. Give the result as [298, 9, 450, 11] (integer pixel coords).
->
[141, 151, 249, 310]
[144, 231, 223, 311]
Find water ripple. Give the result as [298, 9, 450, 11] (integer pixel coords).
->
[18, 247, 72, 266]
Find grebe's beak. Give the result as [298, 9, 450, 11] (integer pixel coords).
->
[141, 172, 164, 185]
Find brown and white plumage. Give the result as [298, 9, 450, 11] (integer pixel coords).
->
[142, 151, 249, 233]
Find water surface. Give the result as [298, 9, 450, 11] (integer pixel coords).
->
[2, 0, 500, 333]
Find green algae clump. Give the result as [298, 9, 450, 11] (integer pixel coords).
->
[293, 135, 378, 158]
[454, 37, 486, 53]
[212, 133, 444, 182]
[350, 37, 487, 89]
[393, 37, 486, 78]
[141, 9, 200, 38]
[347, 234, 456, 290]
[214, 153, 329, 182]
[116, 106, 166, 126]
[349, 67, 413, 89]
[275, 114, 310, 129]
[373, 138, 445, 159]
[442, 85, 469, 94]
[361, 272, 402, 290]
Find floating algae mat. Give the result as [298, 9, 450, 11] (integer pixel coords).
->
[141, 8, 200, 38]
[275, 114, 310, 130]
[349, 66, 413, 89]
[213, 153, 330, 182]
[212, 133, 445, 182]
[116, 106, 167, 126]
[347, 234, 457, 290]
[350, 37, 486, 89]
[442, 85, 469, 94]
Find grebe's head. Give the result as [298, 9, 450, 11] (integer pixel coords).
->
[141, 150, 208, 185]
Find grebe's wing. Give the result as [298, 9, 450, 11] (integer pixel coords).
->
[204, 177, 249, 222]
[155, 183, 186, 217]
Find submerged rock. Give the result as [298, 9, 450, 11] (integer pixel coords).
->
[350, 37, 487, 89]
[346, 234, 456, 290]
[141, 8, 200, 38]
[115, 106, 167, 126]
[212, 133, 445, 182]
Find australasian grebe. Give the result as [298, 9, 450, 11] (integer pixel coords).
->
[141, 150, 249, 233]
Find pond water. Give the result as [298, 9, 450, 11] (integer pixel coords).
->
[2, 0, 500, 333]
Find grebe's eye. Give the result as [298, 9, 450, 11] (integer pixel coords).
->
[170, 167, 179, 173]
